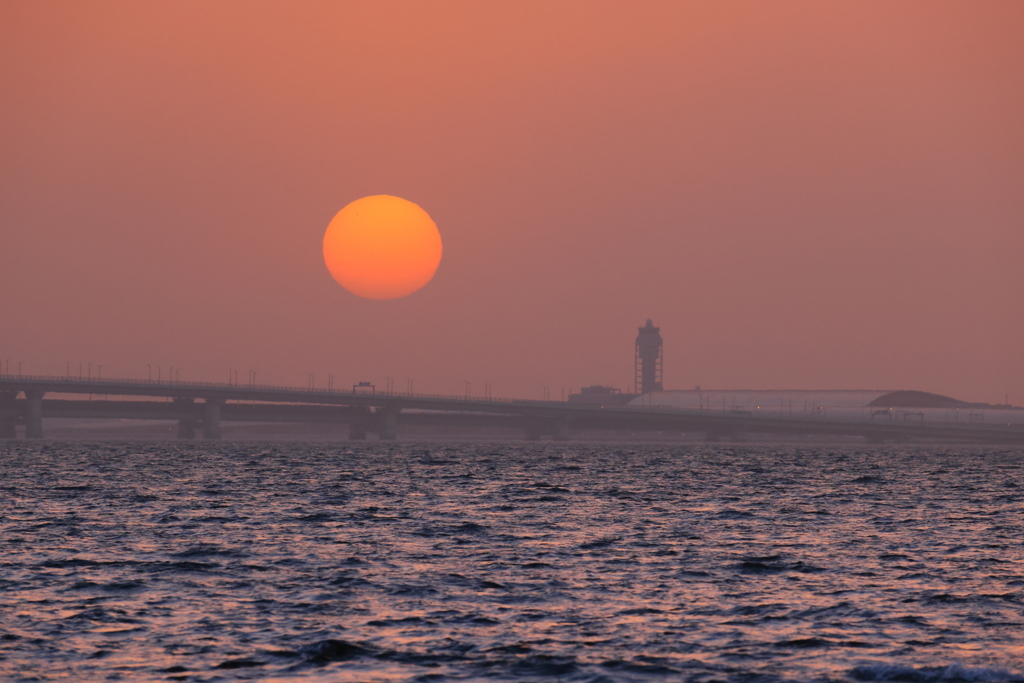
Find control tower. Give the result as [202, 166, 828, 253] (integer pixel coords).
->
[635, 319, 663, 394]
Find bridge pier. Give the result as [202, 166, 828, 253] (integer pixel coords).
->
[25, 390, 44, 439]
[174, 398, 197, 439]
[553, 418, 571, 441]
[379, 408, 399, 441]
[178, 418, 198, 439]
[704, 429, 734, 442]
[0, 392, 17, 438]
[349, 408, 371, 440]
[523, 420, 543, 441]
[203, 399, 222, 439]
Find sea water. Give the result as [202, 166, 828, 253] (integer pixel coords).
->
[1, 442, 1022, 682]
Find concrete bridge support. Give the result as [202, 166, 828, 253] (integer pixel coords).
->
[379, 408, 399, 441]
[523, 420, 543, 441]
[25, 390, 44, 439]
[704, 428, 735, 442]
[203, 399, 223, 439]
[0, 392, 17, 438]
[178, 418, 198, 439]
[553, 418, 571, 441]
[349, 408, 371, 440]
[174, 398, 197, 439]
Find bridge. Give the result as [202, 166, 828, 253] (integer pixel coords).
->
[1, 374, 1023, 444]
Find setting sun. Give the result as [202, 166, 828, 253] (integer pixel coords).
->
[323, 195, 442, 300]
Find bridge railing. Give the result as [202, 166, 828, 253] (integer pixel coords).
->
[0, 373, 533, 405]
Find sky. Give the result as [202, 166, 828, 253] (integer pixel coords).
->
[1, 1, 1022, 403]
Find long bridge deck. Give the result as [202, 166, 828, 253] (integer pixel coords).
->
[1, 375, 1022, 443]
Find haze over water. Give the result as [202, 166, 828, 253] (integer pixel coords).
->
[3, 442, 1023, 682]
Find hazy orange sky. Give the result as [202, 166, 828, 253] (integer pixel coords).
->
[1, 1, 1022, 402]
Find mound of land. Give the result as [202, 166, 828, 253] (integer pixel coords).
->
[868, 390, 1019, 410]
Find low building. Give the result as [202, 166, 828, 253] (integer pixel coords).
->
[568, 385, 634, 406]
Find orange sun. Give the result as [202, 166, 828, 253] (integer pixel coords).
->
[323, 195, 443, 300]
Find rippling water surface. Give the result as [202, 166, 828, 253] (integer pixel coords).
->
[2, 442, 1023, 682]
